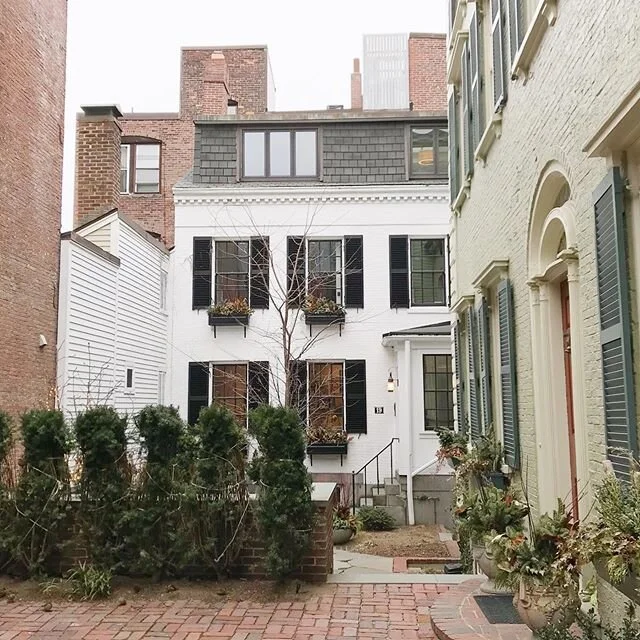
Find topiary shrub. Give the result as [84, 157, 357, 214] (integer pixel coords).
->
[248, 405, 313, 581]
[75, 406, 130, 570]
[358, 506, 396, 531]
[8, 410, 71, 575]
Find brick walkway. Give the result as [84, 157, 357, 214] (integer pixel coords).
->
[0, 584, 450, 640]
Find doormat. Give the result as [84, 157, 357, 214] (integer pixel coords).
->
[473, 595, 521, 625]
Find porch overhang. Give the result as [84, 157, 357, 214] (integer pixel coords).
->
[381, 321, 451, 347]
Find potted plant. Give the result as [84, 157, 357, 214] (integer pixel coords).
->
[306, 424, 350, 456]
[459, 428, 509, 489]
[455, 485, 529, 592]
[207, 298, 253, 326]
[332, 504, 359, 545]
[303, 295, 346, 326]
[579, 462, 640, 603]
[435, 426, 468, 469]
[490, 499, 582, 630]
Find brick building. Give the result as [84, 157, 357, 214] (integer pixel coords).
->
[74, 46, 274, 247]
[0, 0, 67, 415]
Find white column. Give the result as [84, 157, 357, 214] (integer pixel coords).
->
[403, 339, 415, 525]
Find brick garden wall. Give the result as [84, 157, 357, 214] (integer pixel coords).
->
[0, 0, 67, 416]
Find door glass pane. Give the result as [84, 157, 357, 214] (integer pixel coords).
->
[422, 354, 453, 430]
[411, 128, 434, 175]
[243, 132, 265, 177]
[295, 131, 317, 176]
[269, 131, 291, 176]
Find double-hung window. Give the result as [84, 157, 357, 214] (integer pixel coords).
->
[410, 239, 447, 306]
[120, 142, 161, 193]
[242, 130, 318, 179]
[215, 240, 250, 303]
[307, 239, 343, 304]
[423, 355, 454, 430]
[212, 364, 248, 426]
[410, 127, 448, 179]
[308, 362, 345, 430]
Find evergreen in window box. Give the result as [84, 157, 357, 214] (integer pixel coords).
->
[303, 295, 346, 325]
[458, 427, 510, 489]
[306, 424, 350, 455]
[207, 298, 253, 326]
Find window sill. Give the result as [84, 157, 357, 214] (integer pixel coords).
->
[419, 432, 439, 439]
[511, 0, 558, 81]
[451, 180, 470, 214]
[407, 306, 448, 314]
[120, 192, 162, 197]
[446, 28, 469, 85]
[474, 114, 503, 164]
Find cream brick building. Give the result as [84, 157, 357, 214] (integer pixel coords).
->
[448, 0, 640, 619]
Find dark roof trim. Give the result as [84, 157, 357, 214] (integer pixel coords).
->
[383, 321, 452, 338]
[61, 232, 121, 267]
[121, 135, 163, 144]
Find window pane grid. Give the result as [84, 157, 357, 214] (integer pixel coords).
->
[410, 127, 448, 178]
[410, 239, 446, 306]
[309, 363, 344, 430]
[308, 240, 342, 302]
[243, 130, 317, 179]
[215, 241, 250, 303]
[213, 364, 247, 425]
[423, 355, 454, 430]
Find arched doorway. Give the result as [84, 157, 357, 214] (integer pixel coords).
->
[528, 163, 587, 518]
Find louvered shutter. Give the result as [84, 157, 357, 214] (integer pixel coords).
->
[470, 10, 484, 152]
[287, 236, 305, 307]
[477, 297, 493, 433]
[498, 279, 519, 468]
[453, 320, 467, 435]
[461, 41, 474, 179]
[345, 236, 364, 308]
[508, 0, 525, 66]
[594, 168, 637, 481]
[345, 360, 367, 434]
[491, 0, 507, 111]
[467, 307, 480, 440]
[192, 237, 212, 309]
[250, 236, 269, 309]
[248, 361, 270, 411]
[448, 91, 460, 203]
[188, 362, 210, 425]
[290, 359, 308, 425]
[389, 236, 410, 308]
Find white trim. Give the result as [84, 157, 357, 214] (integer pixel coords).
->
[174, 184, 449, 206]
[474, 114, 503, 164]
[451, 181, 470, 214]
[447, 30, 469, 85]
[472, 259, 509, 290]
[510, 0, 558, 81]
[124, 365, 135, 396]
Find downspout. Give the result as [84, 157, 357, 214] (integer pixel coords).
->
[404, 339, 415, 525]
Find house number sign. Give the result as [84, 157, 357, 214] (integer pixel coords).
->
[374, 407, 384, 414]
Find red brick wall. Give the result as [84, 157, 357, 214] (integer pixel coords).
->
[0, 0, 67, 415]
[351, 59, 363, 110]
[409, 33, 447, 112]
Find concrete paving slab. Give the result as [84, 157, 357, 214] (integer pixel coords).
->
[327, 572, 477, 584]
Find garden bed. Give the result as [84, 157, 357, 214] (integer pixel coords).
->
[343, 525, 452, 558]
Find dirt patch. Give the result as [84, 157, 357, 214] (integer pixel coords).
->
[0, 574, 334, 605]
[342, 525, 452, 558]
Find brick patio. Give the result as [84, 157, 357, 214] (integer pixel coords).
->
[0, 583, 450, 640]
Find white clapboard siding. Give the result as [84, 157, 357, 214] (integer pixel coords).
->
[84, 220, 113, 252]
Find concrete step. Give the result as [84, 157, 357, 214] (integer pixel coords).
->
[359, 497, 374, 507]
[372, 494, 387, 507]
[383, 482, 401, 495]
[385, 494, 406, 508]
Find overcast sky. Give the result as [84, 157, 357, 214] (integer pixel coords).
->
[62, 0, 448, 228]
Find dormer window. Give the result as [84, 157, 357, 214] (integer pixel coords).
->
[242, 130, 318, 179]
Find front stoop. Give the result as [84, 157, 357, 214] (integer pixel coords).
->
[430, 578, 532, 640]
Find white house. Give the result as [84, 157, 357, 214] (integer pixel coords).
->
[168, 110, 452, 500]
[57, 210, 169, 424]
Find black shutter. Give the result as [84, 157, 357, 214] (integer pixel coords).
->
[498, 279, 519, 468]
[290, 359, 308, 425]
[477, 297, 493, 433]
[491, 0, 507, 111]
[594, 168, 637, 481]
[192, 237, 212, 309]
[287, 236, 305, 307]
[508, 0, 525, 67]
[389, 236, 409, 308]
[345, 360, 367, 434]
[461, 41, 473, 179]
[467, 307, 480, 440]
[448, 91, 460, 203]
[454, 320, 467, 435]
[250, 236, 270, 309]
[248, 361, 270, 411]
[345, 236, 364, 308]
[188, 362, 209, 425]
[470, 10, 484, 152]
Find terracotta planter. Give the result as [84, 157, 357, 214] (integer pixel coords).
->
[333, 528, 353, 545]
[513, 581, 580, 630]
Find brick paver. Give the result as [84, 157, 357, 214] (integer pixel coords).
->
[0, 584, 450, 640]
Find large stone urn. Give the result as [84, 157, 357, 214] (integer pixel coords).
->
[513, 580, 580, 631]
[472, 541, 511, 594]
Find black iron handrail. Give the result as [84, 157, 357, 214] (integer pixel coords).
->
[351, 437, 399, 514]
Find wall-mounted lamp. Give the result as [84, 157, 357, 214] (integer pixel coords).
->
[387, 372, 395, 393]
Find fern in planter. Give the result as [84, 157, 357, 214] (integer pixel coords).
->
[248, 405, 313, 581]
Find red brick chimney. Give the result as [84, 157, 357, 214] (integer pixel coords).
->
[408, 33, 447, 112]
[351, 58, 363, 110]
[74, 105, 122, 227]
[202, 52, 230, 115]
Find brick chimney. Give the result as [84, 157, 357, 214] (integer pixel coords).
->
[202, 52, 230, 115]
[74, 105, 122, 227]
[350, 58, 363, 110]
[408, 33, 447, 112]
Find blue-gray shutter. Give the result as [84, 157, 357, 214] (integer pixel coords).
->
[192, 237, 212, 309]
[188, 362, 210, 425]
[345, 236, 364, 308]
[461, 41, 474, 180]
[467, 306, 480, 440]
[470, 10, 484, 152]
[508, 0, 525, 67]
[498, 279, 519, 468]
[345, 360, 367, 434]
[448, 91, 460, 204]
[477, 297, 493, 433]
[594, 168, 637, 481]
[491, 0, 507, 111]
[454, 320, 467, 435]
